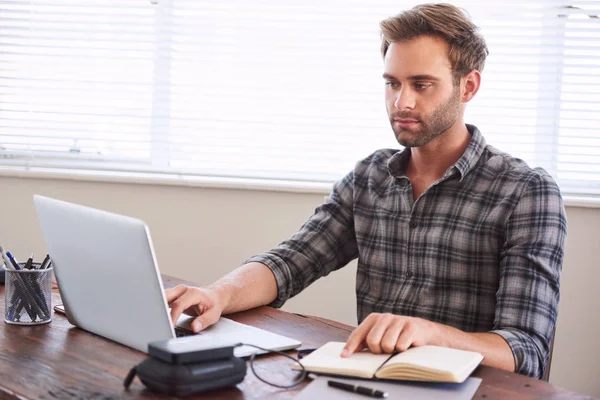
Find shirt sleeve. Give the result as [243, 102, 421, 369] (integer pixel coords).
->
[244, 170, 359, 308]
[490, 170, 567, 379]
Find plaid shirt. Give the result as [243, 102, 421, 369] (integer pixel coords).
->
[246, 125, 567, 379]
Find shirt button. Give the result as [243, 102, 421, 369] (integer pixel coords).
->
[406, 271, 414, 278]
[409, 221, 417, 229]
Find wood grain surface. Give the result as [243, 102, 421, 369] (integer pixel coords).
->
[0, 275, 592, 399]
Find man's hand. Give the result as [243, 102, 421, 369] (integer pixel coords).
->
[342, 313, 439, 357]
[341, 312, 516, 373]
[165, 285, 224, 333]
[163, 262, 277, 334]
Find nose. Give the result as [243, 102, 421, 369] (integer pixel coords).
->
[394, 88, 415, 110]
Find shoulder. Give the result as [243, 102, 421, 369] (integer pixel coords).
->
[475, 145, 564, 216]
[478, 144, 559, 191]
[350, 149, 400, 191]
[331, 149, 399, 196]
[356, 149, 399, 169]
[355, 148, 399, 178]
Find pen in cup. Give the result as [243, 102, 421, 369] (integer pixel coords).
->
[0, 246, 12, 269]
[0, 247, 34, 319]
[24, 254, 34, 270]
[14, 261, 51, 319]
[5, 263, 44, 320]
[1, 247, 51, 321]
[7, 264, 52, 322]
[6, 251, 19, 269]
[40, 254, 51, 270]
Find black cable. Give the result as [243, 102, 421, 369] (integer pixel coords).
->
[123, 364, 139, 389]
[234, 343, 308, 389]
[123, 343, 308, 391]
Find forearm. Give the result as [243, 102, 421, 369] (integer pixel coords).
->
[431, 322, 515, 372]
[207, 262, 278, 314]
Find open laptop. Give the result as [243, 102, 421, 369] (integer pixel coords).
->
[33, 195, 301, 357]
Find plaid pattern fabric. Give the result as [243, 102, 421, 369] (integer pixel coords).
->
[246, 125, 567, 379]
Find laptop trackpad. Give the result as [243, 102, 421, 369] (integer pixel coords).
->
[175, 314, 301, 358]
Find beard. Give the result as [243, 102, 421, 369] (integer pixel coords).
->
[388, 85, 461, 148]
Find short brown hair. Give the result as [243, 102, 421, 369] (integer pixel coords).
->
[380, 3, 489, 80]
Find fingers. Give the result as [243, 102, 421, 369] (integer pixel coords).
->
[166, 285, 225, 333]
[167, 285, 188, 326]
[343, 314, 424, 357]
[168, 285, 205, 326]
[395, 323, 415, 352]
[365, 314, 396, 354]
[169, 297, 188, 327]
[381, 320, 404, 353]
[165, 285, 187, 304]
[342, 314, 378, 357]
[191, 305, 221, 333]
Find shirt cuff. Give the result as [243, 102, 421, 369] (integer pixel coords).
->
[490, 328, 546, 379]
[244, 253, 293, 308]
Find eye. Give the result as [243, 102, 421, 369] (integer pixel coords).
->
[385, 81, 400, 89]
[414, 82, 431, 91]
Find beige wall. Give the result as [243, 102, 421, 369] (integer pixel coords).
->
[0, 175, 598, 397]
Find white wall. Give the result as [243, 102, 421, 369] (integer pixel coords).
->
[0, 174, 597, 397]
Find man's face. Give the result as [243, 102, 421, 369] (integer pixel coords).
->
[384, 36, 462, 148]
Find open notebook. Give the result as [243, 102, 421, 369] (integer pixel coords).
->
[296, 342, 483, 383]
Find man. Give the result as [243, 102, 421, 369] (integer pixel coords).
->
[166, 3, 566, 379]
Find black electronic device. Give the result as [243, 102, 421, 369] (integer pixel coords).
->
[124, 339, 246, 397]
[125, 338, 310, 396]
[133, 355, 246, 397]
[148, 337, 236, 365]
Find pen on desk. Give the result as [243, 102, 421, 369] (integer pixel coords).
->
[327, 380, 388, 399]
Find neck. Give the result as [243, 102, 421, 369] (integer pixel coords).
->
[407, 121, 471, 180]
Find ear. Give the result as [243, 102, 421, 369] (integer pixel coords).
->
[461, 70, 481, 103]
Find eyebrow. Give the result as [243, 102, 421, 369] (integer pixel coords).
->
[382, 73, 440, 81]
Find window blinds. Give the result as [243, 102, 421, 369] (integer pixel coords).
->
[0, 0, 599, 195]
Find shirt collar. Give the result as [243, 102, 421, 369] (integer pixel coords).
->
[387, 124, 486, 182]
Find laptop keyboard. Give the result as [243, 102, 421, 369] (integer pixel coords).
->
[175, 327, 194, 337]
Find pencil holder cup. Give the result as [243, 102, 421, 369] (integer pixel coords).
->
[4, 263, 53, 325]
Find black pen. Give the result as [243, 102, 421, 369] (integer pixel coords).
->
[327, 380, 388, 398]
[40, 254, 51, 270]
[24, 253, 34, 269]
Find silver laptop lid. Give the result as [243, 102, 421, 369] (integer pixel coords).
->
[33, 195, 176, 352]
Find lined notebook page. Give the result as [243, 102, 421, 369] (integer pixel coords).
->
[298, 342, 391, 378]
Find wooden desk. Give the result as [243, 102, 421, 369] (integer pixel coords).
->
[0, 276, 593, 400]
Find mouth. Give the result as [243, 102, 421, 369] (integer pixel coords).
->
[393, 118, 420, 128]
